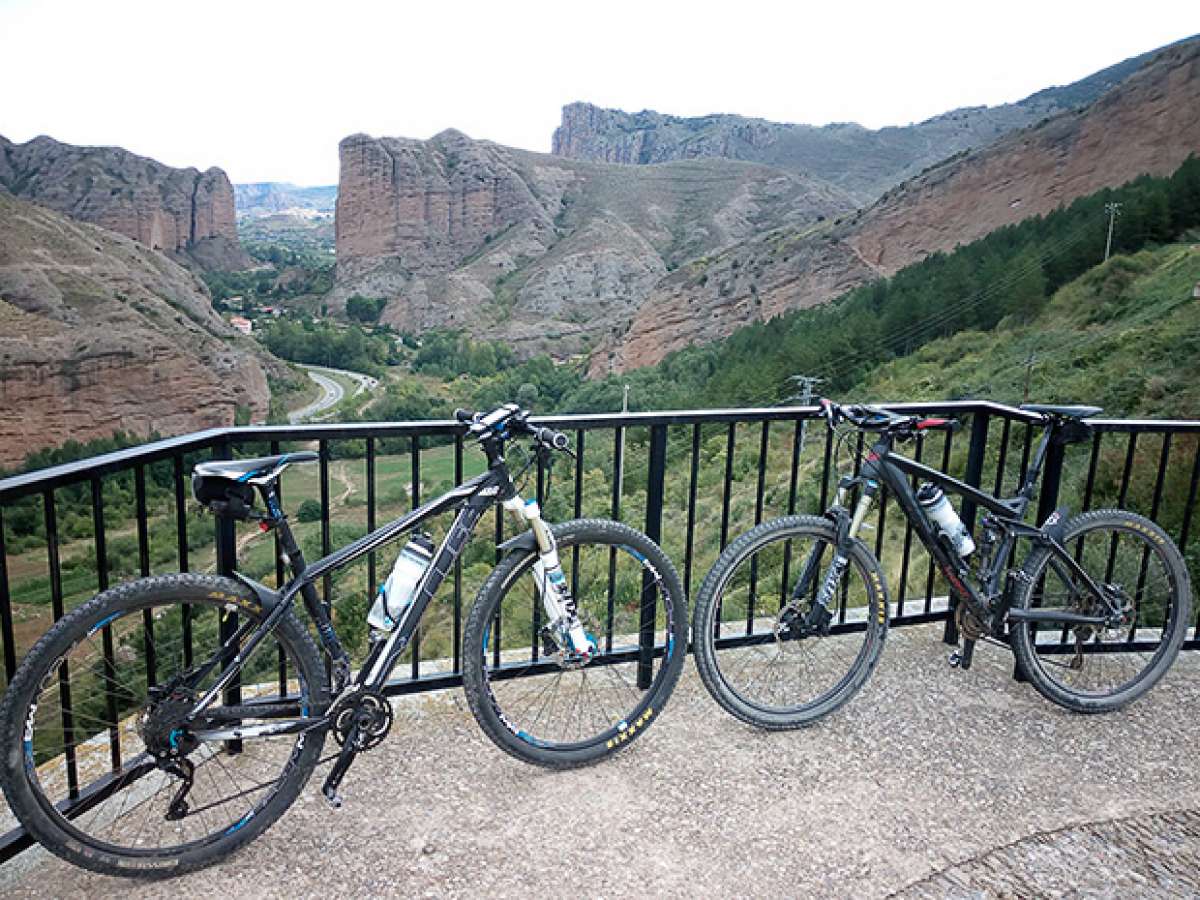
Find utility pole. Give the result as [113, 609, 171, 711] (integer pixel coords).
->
[1104, 202, 1122, 262]
[786, 375, 824, 458]
[1022, 354, 1036, 404]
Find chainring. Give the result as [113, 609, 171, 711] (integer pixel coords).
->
[955, 603, 989, 641]
[330, 690, 393, 751]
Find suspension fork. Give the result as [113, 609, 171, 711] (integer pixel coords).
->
[504, 495, 594, 656]
[792, 477, 879, 619]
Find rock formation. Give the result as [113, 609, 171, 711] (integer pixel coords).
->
[552, 40, 1176, 204]
[592, 39, 1200, 374]
[333, 131, 854, 357]
[0, 192, 278, 468]
[0, 135, 251, 271]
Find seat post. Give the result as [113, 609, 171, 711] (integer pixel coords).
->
[1018, 419, 1058, 503]
[258, 482, 306, 582]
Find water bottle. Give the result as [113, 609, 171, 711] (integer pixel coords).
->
[917, 484, 976, 557]
[367, 533, 435, 632]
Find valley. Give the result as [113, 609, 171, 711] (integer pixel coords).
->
[1, 32, 1197, 479]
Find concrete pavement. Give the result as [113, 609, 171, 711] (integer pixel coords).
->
[3, 623, 1198, 897]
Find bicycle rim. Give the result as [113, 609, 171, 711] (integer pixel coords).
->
[478, 536, 680, 752]
[10, 593, 315, 861]
[706, 527, 883, 716]
[1021, 520, 1184, 698]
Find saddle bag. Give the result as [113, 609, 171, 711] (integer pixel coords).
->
[191, 473, 257, 519]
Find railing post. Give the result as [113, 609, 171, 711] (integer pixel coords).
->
[638, 425, 668, 690]
[1009, 425, 1068, 681]
[0, 507, 16, 682]
[212, 439, 243, 751]
[944, 410, 990, 645]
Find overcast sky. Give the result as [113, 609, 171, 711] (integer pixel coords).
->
[0, 0, 1193, 185]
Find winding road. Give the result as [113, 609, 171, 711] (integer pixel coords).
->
[288, 365, 380, 423]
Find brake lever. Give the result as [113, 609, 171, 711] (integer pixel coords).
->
[533, 441, 575, 463]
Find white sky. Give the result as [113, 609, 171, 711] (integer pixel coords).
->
[0, 0, 1194, 185]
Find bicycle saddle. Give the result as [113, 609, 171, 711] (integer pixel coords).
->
[193, 451, 319, 483]
[1019, 404, 1102, 420]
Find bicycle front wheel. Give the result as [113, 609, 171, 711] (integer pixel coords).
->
[1010, 509, 1191, 712]
[692, 516, 888, 730]
[0, 574, 328, 878]
[462, 519, 687, 769]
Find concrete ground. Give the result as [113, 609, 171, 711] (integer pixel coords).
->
[2, 622, 1198, 898]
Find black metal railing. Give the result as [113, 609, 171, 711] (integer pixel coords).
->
[1, 400, 1198, 861]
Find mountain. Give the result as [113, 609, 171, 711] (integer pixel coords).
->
[0, 191, 281, 467]
[594, 38, 1200, 375]
[552, 39, 1186, 204]
[332, 128, 853, 356]
[0, 135, 252, 271]
[235, 182, 337, 218]
[863, 243, 1200, 419]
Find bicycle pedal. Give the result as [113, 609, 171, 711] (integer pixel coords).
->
[322, 786, 343, 810]
[948, 639, 975, 671]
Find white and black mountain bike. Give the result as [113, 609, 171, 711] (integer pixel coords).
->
[0, 404, 687, 877]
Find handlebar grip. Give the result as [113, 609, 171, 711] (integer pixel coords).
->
[532, 426, 571, 451]
[454, 408, 476, 424]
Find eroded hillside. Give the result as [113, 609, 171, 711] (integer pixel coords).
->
[0, 192, 281, 467]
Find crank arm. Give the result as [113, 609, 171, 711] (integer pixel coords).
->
[321, 724, 360, 808]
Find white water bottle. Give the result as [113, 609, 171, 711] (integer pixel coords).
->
[368, 533, 435, 631]
[917, 484, 976, 557]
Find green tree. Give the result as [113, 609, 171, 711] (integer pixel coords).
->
[346, 295, 386, 323]
[296, 499, 323, 523]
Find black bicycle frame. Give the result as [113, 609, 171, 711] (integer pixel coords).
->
[185, 451, 518, 739]
[858, 424, 1112, 635]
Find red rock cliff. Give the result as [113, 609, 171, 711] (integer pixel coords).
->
[0, 135, 240, 255]
[0, 192, 271, 468]
[595, 39, 1200, 374]
[336, 129, 551, 275]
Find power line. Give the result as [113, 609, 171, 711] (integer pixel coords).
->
[807, 219, 1099, 388]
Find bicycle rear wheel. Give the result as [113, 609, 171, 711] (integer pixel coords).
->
[462, 519, 687, 768]
[692, 516, 889, 730]
[0, 574, 328, 877]
[1010, 509, 1191, 712]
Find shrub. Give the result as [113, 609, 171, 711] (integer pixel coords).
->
[296, 499, 323, 523]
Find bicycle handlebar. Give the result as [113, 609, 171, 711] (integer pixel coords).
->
[454, 405, 572, 451]
[819, 399, 960, 435]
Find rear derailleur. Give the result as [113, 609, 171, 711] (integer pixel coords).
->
[139, 686, 204, 820]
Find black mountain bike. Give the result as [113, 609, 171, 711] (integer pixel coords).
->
[0, 404, 687, 877]
[693, 399, 1191, 729]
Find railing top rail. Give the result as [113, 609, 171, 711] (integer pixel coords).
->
[1087, 418, 1200, 432]
[2, 400, 1194, 502]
